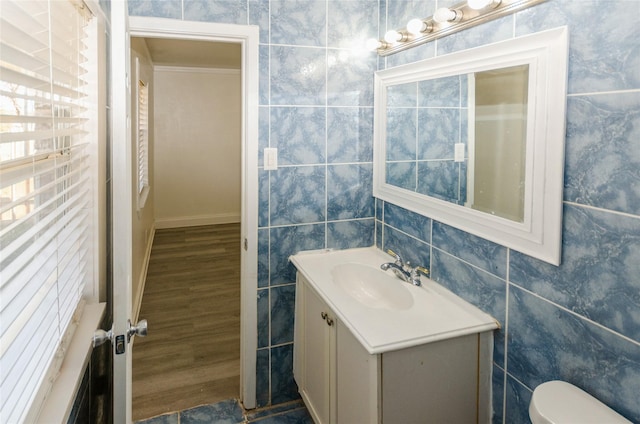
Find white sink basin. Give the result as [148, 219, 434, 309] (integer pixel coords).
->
[330, 264, 414, 311]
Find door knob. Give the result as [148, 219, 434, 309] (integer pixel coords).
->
[127, 319, 148, 342]
[93, 327, 113, 348]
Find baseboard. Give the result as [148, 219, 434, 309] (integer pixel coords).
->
[155, 213, 241, 229]
[132, 222, 155, 326]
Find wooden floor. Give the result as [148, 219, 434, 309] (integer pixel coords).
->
[132, 224, 241, 421]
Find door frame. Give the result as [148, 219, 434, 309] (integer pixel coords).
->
[128, 17, 260, 409]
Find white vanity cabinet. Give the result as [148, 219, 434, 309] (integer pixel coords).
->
[293, 273, 491, 424]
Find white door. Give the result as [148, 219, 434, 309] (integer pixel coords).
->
[110, 1, 139, 423]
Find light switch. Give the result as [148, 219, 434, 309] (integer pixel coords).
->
[264, 148, 278, 170]
[454, 143, 465, 162]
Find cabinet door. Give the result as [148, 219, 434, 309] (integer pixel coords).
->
[300, 281, 335, 424]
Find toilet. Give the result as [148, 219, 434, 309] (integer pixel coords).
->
[529, 381, 631, 423]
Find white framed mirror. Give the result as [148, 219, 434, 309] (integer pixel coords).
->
[373, 27, 568, 265]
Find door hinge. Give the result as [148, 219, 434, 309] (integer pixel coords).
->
[244, 238, 248, 251]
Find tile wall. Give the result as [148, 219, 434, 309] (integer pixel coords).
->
[377, 0, 640, 422]
[128, 0, 640, 422]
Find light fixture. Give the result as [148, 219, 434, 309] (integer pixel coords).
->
[368, 0, 548, 56]
[384, 30, 409, 44]
[433, 7, 463, 23]
[406, 18, 433, 35]
[467, 0, 501, 9]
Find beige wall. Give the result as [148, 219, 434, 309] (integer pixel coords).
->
[130, 37, 155, 316]
[153, 67, 241, 228]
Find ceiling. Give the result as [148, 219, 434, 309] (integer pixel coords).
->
[137, 37, 241, 69]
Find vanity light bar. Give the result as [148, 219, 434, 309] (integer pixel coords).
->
[372, 0, 548, 56]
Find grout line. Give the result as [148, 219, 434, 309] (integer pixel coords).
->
[564, 200, 640, 220]
[567, 88, 640, 97]
[502, 248, 510, 424]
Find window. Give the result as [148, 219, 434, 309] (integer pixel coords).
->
[137, 73, 150, 209]
[0, 0, 96, 422]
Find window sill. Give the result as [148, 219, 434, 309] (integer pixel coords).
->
[37, 302, 106, 423]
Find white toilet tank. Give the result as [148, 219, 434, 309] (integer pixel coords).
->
[529, 381, 631, 424]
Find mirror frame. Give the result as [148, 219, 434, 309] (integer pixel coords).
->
[373, 27, 568, 265]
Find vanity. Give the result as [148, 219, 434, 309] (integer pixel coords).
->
[291, 247, 499, 424]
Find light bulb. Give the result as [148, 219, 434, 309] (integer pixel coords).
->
[406, 18, 433, 35]
[384, 30, 402, 43]
[433, 7, 462, 23]
[467, 0, 501, 10]
[365, 38, 385, 51]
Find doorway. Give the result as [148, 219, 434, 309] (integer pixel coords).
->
[128, 16, 259, 416]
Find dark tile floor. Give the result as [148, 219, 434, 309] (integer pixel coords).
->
[136, 399, 313, 424]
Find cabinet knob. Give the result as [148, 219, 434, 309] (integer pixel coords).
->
[321, 312, 328, 320]
[326, 318, 334, 326]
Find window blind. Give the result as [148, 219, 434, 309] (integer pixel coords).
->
[137, 79, 149, 206]
[0, 1, 93, 422]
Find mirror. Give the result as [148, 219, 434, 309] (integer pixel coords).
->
[373, 27, 568, 265]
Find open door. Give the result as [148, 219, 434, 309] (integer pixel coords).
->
[110, 1, 147, 422]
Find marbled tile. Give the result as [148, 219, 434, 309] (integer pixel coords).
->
[387, 82, 417, 108]
[128, 0, 182, 18]
[504, 374, 532, 424]
[375, 218, 383, 249]
[257, 288, 269, 348]
[515, 0, 640, 94]
[256, 348, 270, 408]
[418, 75, 464, 108]
[382, 224, 430, 269]
[258, 228, 269, 288]
[327, 164, 374, 220]
[564, 92, 640, 215]
[430, 249, 507, 366]
[251, 407, 314, 424]
[269, 224, 325, 285]
[249, 0, 270, 44]
[259, 46, 270, 105]
[432, 221, 507, 279]
[246, 400, 305, 420]
[386, 161, 416, 191]
[437, 14, 514, 56]
[270, 46, 326, 106]
[510, 204, 640, 342]
[385, 0, 436, 32]
[327, 219, 375, 250]
[376, 198, 383, 221]
[383, 202, 430, 243]
[385, 42, 436, 69]
[327, 107, 374, 163]
[179, 399, 244, 424]
[492, 365, 505, 424]
[183, 0, 248, 24]
[270, 166, 325, 226]
[270, 0, 326, 47]
[259, 106, 269, 165]
[386, 108, 417, 161]
[327, 49, 376, 107]
[418, 108, 459, 159]
[259, 170, 269, 228]
[507, 285, 640, 423]
[270, 344, 299, 405]
[417, 160, 460, 203]
[327, 0, 378, 49]
[270, 284, 296, 345]
[270, 107, 326, 165]
[136, 413, 179, 424]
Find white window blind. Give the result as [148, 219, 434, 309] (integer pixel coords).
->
[0, 1, 94, 422]
[137, 78, 149, 208]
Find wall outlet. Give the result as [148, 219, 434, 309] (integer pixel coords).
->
[454, 143, 465, 162]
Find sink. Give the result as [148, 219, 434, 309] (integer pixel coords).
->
[330, 264, 414, 310]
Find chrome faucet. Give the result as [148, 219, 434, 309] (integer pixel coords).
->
[380, 249, 430, 286]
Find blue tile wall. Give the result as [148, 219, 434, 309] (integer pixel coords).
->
[129, 0, 640, 420]
[375, 0, 640, 422]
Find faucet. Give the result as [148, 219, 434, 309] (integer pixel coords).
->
[380, 249, 430, 286]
